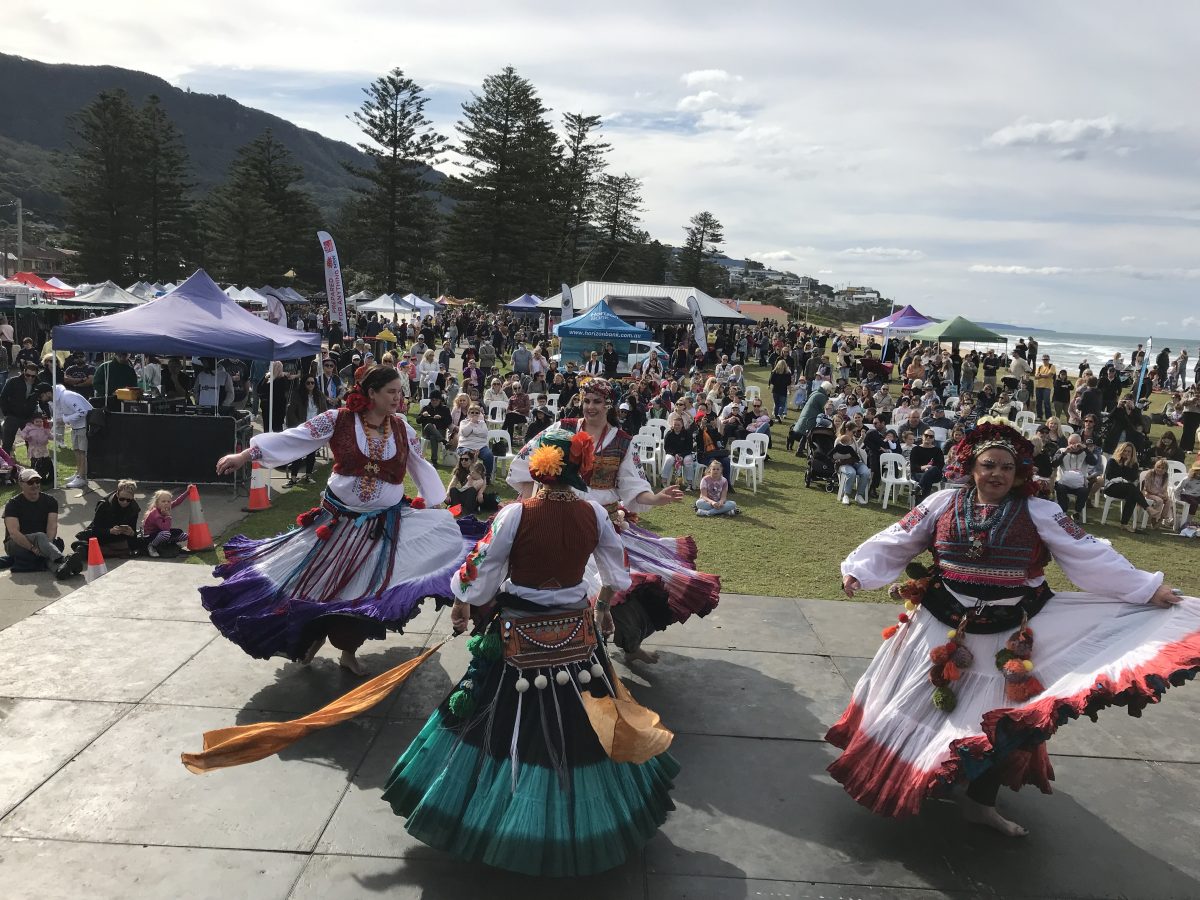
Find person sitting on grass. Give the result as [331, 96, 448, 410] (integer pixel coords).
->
[74, 478, 141, 558]
[446, 451, 491, 516]
[1, 469, 82, 578]
[143, 489, 189, 557]
[696, 458, 738, 516]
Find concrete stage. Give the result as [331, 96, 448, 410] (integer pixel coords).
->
[1, 562, 1198, 899]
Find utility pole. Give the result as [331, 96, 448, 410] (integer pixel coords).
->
[15, 198, 22, 275]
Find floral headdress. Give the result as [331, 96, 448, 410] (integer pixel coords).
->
[526, 426, 594, 491]
[579, 376, 613, 402]
[946, 415, 1038, 495]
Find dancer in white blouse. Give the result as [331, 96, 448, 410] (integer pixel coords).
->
[207, 365, 469, 675]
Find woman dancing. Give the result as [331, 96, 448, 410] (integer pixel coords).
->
[827, 416, 1199, 836]
[507, 377, 721, 664]
[383, 426, 678, 875]
[208, 365, 470, 675]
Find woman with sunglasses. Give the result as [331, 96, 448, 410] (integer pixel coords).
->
[282, 372, 330, 485]
[73, 478, 141, 558]
[318, 358, 342, 405]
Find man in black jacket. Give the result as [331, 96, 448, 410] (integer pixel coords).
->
[416, 391, 453, 467]
[1, 362, 45, 452]
[602, 342, 619, 378]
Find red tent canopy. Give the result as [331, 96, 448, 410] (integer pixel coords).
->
[11, 272, 73, 297]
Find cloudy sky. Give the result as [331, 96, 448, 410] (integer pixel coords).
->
[8, 1, 1200, 337]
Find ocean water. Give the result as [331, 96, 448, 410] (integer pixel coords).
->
[991, 331, 1200, 374]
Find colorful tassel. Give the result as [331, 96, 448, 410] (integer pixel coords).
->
[932, 686, 957, 711]
[467, 632, 503, 661]
[943, 661, 962, 682]
[315, 524, 333, 541]
[882, 624, 900, 640]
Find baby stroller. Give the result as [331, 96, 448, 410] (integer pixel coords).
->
[803, 426, 839, 492]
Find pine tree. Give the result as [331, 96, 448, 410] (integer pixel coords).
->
[138, 95, 193, 281]
[588, 172, 642, 282]
[675, 210, 725, 294]
[549, 113, 609, 285]
[443, 67, 559, 306]
[63, 89, 146, 282]
[344, 69, 446, 292]
[204, 130, 320, 284]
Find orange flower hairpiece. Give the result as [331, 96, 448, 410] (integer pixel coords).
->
[528, 444, 566, 481]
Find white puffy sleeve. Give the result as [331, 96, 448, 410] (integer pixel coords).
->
[590, 501, 633, 591]
[616, 439, 654, 510]
[1027, 497, 1162, 604]
[451, 502, 521, 604]
[249, 409, 339, 468]
[840, 490, 957, 590]
[400, 417, 446, 506]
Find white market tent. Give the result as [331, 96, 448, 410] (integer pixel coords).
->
[539, 281, 749, 323]
[62, 280, 144, 306]
[358, 294, 414, 316]
[46, 276, 75, 291]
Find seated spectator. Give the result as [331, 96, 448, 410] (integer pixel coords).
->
[1152, 431, 1185, 464]
[1052, 434, 1095, 519]
[696, 459, 738, 516]
[1140, 459, 1174, 530]
[74, 478, 142, 558]
[696, 411, 732, 487]
[921, 403, 954, 432]
[143, 489, 189, 557]
[1042, 417, 1068, 450]
[1, 469, 82, 576]
[897, 408, 923, 441]
[1102, 442, 1152, 532]
[525, 401, 555, 441]
[989, 391, 1020, 421]
[662, 415, 698, 488]
[910, 426, 946, 501]
[446, 452, 496, 516]
[455, 404, 494, 478]
[831, 424, 870, 506]
[416, 391, 453, 467]
[1176, 462, 1200, 528]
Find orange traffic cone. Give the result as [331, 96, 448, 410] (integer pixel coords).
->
[242, 461, 271, 512]
[186, 483, 214, 551]
[85, 537, 108, 583]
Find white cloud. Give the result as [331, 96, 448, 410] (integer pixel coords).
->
[1056, 147, 1088, 161]
[817, 269, 834, 275]
[681, 69, 733, 87]
[755, 250, 797, 261]
[698, 108, 749, 129]
[1156, 320, 1169, 326]
[1032, 301, 1055, 317]
[1120, 315, 1138, 323]
[970, 264, 1200, 280]
[676, 91, 722, 112]
[984, 115, 1123, 148]
[837, 247, 926, 261]
[1183, 316, 1200, 330]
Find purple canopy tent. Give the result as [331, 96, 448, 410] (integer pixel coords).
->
[859, 304, 935, 336]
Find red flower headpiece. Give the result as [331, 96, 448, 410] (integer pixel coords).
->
[344, 385, 369, 413]
[948, 416, 1038, 496]
[569, 430, 595, 481]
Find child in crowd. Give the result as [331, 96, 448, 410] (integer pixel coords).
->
[143, 489, 189, 557]
[19, 417, 53, 485]
[1177, 463, 1200, 528]
[696, 459, 738, 517]
[0, 446, 17, 484]
[899, 430, 916, 465]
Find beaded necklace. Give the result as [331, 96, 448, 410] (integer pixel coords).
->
[964, 486, 1011, 559]
[359, 413, 391, 500]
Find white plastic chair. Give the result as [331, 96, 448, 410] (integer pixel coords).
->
[743, 386, 762, 402]
[1058, 423, 1074, 437]
[944, 396, 961, 411]
[1014, 410, 1036, 432]
[644, 418, 669, 441]
[745, 432, 769, 479]
[632, 435, 660, 485]
[1010, 400, 1025, 413]
[1099, 488, 1149, 529]
[929, 426, 948, 444]
[487, 429, 515, 476]
[418, 398, 430, 412]
[486, 401, 508, 426]
[729, 439, 759, 493]
[879, 452, 916, 510]
[545, 396, 559, 417]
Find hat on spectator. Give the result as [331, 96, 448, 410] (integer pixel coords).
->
[352, 354, 361, 361]
[820, 381, 834, 393]
[18, 468, 42, 483]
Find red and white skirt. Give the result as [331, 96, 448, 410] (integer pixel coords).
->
[826, 590, 1200, 817]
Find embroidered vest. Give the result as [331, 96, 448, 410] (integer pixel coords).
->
[329, 409, 409, 483]
[508, 497, 600, 589]
[933, 491, 1048, 587]
[559, 419, 632, 492]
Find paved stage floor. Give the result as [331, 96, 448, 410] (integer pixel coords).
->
[1, 562, 1198, 899]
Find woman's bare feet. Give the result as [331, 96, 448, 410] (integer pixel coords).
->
[959, 797, 1028, 837]
[301, 636, 326, 665]
[624, 647, 660, 665]
[338, 650, 368, 676]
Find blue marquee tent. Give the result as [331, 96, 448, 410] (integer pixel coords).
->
[52, 269, 321, 360]
[554, 298, 651, 340]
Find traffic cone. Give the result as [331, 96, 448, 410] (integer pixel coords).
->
[242, 461, 271, 512]
[85, 537, 107, 583]
[186, 483, 214, 551]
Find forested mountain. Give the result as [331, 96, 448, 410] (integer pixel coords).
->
[0, 52, 441, 221]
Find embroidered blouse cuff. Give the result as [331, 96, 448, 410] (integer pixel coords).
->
[248, 446, 263, 462]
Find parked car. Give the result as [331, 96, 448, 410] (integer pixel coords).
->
[551, 340, 669, 375]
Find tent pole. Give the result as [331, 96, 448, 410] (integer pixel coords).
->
[267, 364, 275, 501]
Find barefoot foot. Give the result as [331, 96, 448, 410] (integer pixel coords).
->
[338, 650, 368, 676]
[301, 636, 326, 665]
[959, 797, 1028, 837]
[624, 647, 660, 665]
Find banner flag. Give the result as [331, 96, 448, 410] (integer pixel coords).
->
[317, 231, 348, 335]
[687, 294, 707, 354]
[1134, 336, 1151, 402]
[561, 282, 574, 323]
